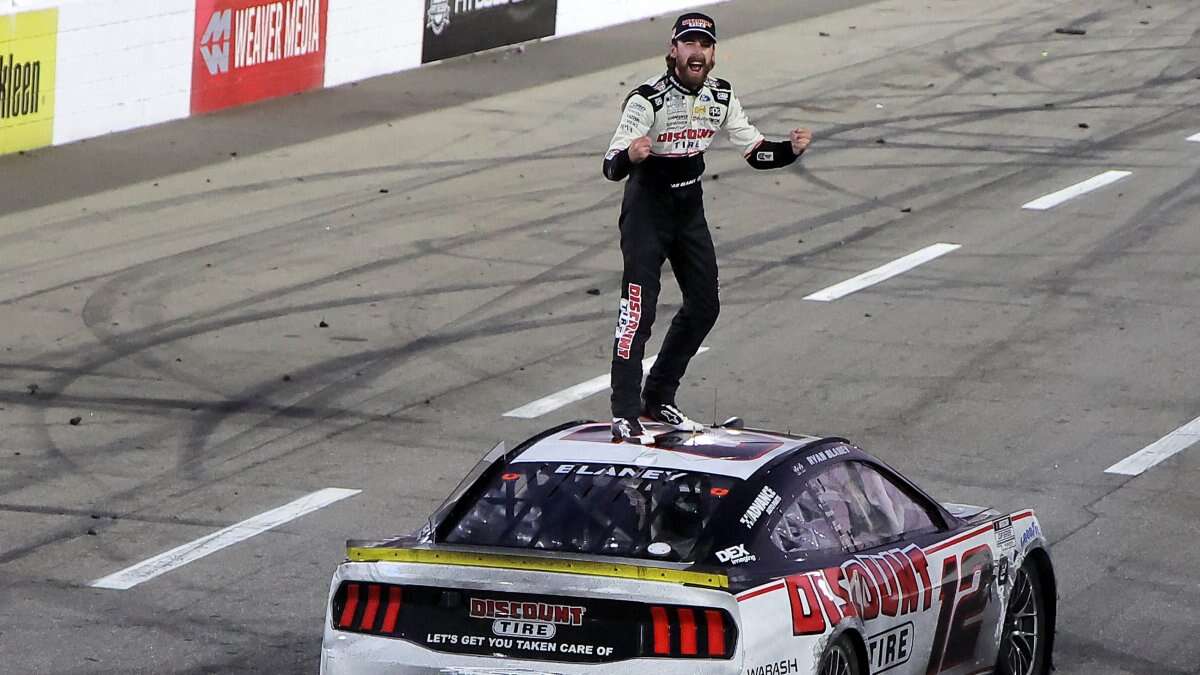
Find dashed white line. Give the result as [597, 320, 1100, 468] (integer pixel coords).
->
[1105, 416, 1200, 476]
[503, 347, 711, 419]
[1187, 133, 1200, 143]
[90, 488, 361, 590]
[1021, 170, 1132, 210]
[803, 243, 961, 303]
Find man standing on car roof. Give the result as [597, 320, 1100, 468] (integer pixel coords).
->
[604, 12, 812, 443]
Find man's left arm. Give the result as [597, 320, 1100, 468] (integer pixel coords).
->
[725, 91, 812, 170]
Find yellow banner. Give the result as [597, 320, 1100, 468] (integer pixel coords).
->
[0, 9, 58, 155]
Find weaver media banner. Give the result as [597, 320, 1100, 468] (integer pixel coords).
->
[191, 0, 328, 114]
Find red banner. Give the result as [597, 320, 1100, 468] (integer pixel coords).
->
[191, 0, 328, 114]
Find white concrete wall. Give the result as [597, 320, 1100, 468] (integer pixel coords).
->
[52, 0, 194, 144]
[2, 0, 71, 12]
[555, 0, 726, 39]
[324, 0, 423, 87]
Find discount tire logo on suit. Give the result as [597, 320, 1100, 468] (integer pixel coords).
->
[191, 0, 328, 114]
[0, 9, 57, 155]
[422, 0, 557, 64]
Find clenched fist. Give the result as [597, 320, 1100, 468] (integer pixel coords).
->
[790, 128, 813, 155]
[628, 136, 653, 164]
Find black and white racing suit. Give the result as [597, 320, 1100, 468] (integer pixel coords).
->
[603, 71, 802, 419]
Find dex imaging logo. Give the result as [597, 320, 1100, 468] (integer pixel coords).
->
[715, 544, 756, 565]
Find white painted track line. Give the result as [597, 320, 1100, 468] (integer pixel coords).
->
[503, 347, 711, 419]
[1187, 133, 1200, 142]
[803, 243, 961, 303]
[1021, 170, 1132, 210]
[1105, 417, 1200, 476]
[90, 488, 361, 590]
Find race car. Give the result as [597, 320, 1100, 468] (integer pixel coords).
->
[320, 420, 1055, 675]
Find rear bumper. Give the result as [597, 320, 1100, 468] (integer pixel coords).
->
[320, 561, 743, 674]
[320, 631, 741, 674]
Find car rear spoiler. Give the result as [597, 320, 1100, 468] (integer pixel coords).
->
[344, 541, 730, 590]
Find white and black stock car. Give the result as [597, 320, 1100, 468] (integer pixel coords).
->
[321, 421, 1055, 675]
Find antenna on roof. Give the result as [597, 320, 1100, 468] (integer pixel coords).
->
[712, 387, 718, 428]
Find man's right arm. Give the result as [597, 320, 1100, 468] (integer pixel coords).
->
[603, 94, 654, 182]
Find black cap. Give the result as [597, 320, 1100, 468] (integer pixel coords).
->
[672, 12, 717, 43]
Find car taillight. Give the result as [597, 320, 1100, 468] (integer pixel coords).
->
[643, 604, 736, 659]
[332, 581, 404, 635]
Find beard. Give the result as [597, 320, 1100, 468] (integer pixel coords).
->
[674, 56, 714, 89]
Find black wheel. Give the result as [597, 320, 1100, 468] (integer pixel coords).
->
[998, 559, 1050, 675]
[818, 634, 862, 675]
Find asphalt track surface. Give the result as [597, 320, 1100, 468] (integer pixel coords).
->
[2, 0, 1199, 672]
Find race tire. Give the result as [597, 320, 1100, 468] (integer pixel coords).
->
[997, 559, 1051, 675]
[817, 633, 862, 675]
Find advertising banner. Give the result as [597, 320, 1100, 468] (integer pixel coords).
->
[423, 0, 557, 64]
[0, 8, 57, 155]
[191, 0, 329, 114]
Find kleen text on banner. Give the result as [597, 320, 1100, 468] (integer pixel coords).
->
[0, 8, 57, 155]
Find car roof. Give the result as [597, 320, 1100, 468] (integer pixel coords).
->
[508, 422, 824, 480]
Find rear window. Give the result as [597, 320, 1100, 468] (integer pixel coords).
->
[443, 462, 737, 562]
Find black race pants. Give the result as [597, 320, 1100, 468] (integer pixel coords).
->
[610, 178, 719, 419]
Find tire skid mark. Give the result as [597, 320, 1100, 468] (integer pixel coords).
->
[1044, 165, 1200, 295]
[0, 140, 594, 299]
[765, 91, 1197, 276]
[0, 144, 598, 252]
[1, 164, 502, 290]
[176, 208, 617, 476]
[3, 184, 614, 497]
[0, 502, 229, 529]
[0, 390, 404, 426]
[56, 169, 602, 361]
[0, 307, 613, 563]
[62, 188, 421, 410]
[1, 186, 390, 302]
[5, 271, 766, 552]
[744, 0, 1197, 166]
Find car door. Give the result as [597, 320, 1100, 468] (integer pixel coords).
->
[797, 460, 949, 674]
[813, 459, 1011, 674]
[732, 464, 849, 674]
[739, 451, 1009, 675]
[740, 458, 938, 672]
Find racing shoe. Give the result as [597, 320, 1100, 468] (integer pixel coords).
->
[643, 400, 705, 432]
[611, 417, 656, 444]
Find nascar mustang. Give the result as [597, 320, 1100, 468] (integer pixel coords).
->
[321, 421, 1055, 674]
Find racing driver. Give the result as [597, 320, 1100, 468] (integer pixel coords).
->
[604, 12, 813, 443]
